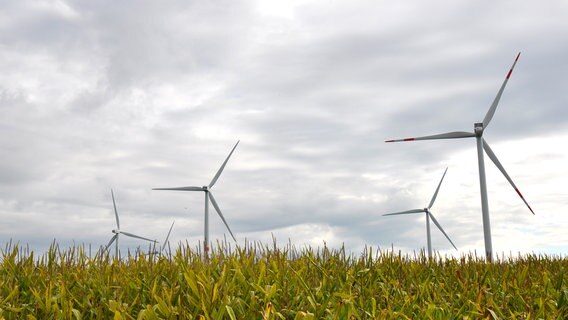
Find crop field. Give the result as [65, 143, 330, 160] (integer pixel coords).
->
[0, 242, 567, 319]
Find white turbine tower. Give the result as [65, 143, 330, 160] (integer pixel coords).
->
[105, 189, 157, 259]
[385, 53, 534, 261]
[383, 168, 457, 258]
[153, 140, 239, 256]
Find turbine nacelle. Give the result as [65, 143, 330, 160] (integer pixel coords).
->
[112, 229, 119, 234]
[474, 122, 484, 136]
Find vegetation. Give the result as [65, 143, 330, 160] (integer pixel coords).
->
[0, 241, 566, 319]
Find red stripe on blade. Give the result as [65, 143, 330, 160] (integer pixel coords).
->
[514, 187, 524, 199]
[506, 53, 520, 79]
[403, 138, 415, 141]
[515, 188, 535, 215]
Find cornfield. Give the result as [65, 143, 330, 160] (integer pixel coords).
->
[0, 241, 566, 319]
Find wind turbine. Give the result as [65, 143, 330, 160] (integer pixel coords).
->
[383, 168, 457, 258]
[153, 140, 239, 256]
[105, 189, 157, 259]
[385, 53, 534, 261]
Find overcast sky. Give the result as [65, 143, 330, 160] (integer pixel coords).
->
[1, 0, 567, 258]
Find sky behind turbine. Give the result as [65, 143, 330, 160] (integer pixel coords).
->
[1, 0, 567, 257]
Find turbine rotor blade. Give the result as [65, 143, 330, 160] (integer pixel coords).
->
[111, 189, 120, 229]
[483, 52, 521, 128]
[105, 234, 118, 252]
[162, 221, 175, 252]
[209, 140, 240, 188]
[385, 131, 475, 143]
[208, 191, 237, 241]
[120, 231, 157, 243]
[428, 212, 458, 250]
[383, 208, 425, 216]
[152, 186, 204, 191]
[483, 139, 535, 214]
[428, 167, 448, 209]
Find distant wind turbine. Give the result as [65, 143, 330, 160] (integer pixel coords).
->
[105, 189, 157, 259]
[153, 140, 239, 256]
[383, 168, 457, 258]
[385, 53, 534, 261]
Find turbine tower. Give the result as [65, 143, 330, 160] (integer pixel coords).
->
[385, 53, 534, 261]
[105, 189, 157, 259]
[383, 168, 457, 258]
[153, 140, 239, 256]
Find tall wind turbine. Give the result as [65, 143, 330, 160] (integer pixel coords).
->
[153, 140, 239, 256]
[383, 168, 457, 258]
[385, 53, 534, 261]
[105, 189, 157, 259]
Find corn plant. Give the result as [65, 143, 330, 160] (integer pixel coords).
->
[0, 240, 566, 319]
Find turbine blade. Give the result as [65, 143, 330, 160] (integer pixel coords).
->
[162, 221, 175, 252]
[482, 52, 521, 128]
[120, 231, 157, 243]
[385, 131, 475, 143]
[111, 189, 120, 229]
[483, 140, 535, 214]
[428, 167, 448, 209]
[105, 234, 118, 251]
[209, 140, 240, 188]
[383, 208, 425, 216]
[428, 212, 458, 250]
[152, 186, 204, 191]
[208, 191, 236, 241]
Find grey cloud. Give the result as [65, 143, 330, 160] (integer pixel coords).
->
[73, 0, 258, 90]
[1, 0, 567, 256]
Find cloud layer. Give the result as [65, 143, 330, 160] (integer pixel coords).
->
[1, 0, 567, 257]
